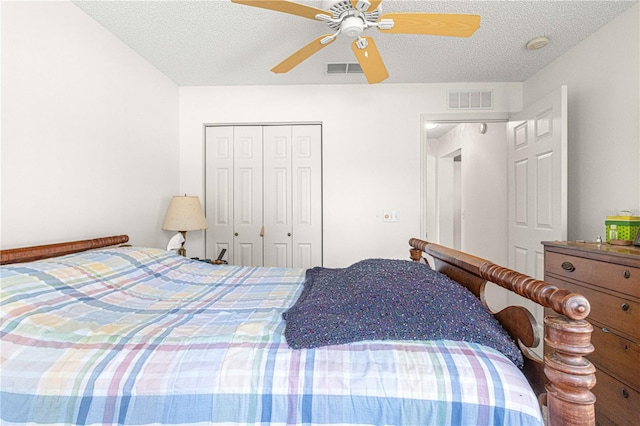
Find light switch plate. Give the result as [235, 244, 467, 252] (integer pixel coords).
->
[383, 210, 399, 222]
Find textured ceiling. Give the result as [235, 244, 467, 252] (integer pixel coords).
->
[72, 0, 638, 86]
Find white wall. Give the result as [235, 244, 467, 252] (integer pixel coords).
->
[523, 3, 640, 241]
[179, 83, 521, 266]
[1, 1, 180, 249]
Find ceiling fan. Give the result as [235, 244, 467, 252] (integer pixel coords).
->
[231, 0, 481, 84]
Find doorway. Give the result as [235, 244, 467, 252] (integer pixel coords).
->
[421, 114, 509, 261]
[421, 115, 509, 313]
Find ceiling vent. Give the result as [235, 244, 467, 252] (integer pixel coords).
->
[326, 62, 364, 75]
[447, 90, 493, 110]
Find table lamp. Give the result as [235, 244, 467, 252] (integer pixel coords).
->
[162, 195, 208, 257]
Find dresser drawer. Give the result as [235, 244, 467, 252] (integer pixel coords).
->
[545, 251, 640, 297]
[590, 322, 640, 390]
[552, 278, 639, 341]
[593, 369, 640, 426]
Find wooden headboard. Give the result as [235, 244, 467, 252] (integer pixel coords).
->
[409, 238, 596, 426]
[0, 235, 129, 265]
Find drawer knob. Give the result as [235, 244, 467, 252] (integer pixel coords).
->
[623, 270, 630, 279]
[561, 261, 575, 272]
[622, 389, 629, 399]
[621, 303, 630, 311]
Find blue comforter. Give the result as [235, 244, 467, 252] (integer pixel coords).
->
[283, 258, 523, 367]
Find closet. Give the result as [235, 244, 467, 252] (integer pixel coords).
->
[205, 124, 322, 268]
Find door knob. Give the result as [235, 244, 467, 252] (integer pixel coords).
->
[234, 232, 239, 237]
[287, 233, 292, 237]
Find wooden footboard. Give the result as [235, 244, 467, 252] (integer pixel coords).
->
[409, 238, 596, 426]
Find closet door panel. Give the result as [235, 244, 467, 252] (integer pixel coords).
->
[233, 126, 263, 266]
[292, 125, 322, 268]
[263, 126, 293, 268]
[205, 126, 234, 262]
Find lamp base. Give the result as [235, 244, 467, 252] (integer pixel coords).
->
[178, 231, 187, 256]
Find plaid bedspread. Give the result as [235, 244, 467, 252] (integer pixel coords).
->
[0, 247, 543, 425]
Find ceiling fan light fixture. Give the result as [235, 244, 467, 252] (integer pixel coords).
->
[341, 16, 365, 37]
[526, 36, 549, 51]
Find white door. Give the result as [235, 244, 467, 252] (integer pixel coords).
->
[205, 126, 263, 266]
[206, 124, 322, 267]
[263, 125, 322, 268]
[507, 86, 568, 321]
[232, 126, 264, 266]
[291, 125, 322, 269]
[205, 126, 234, 262]
[263, 126, 293, 267]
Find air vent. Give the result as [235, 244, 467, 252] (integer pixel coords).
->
[447, 90, 493, 110]
[326, 62, 363, 75]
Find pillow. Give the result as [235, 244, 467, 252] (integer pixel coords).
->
[282, 258, 523, 368]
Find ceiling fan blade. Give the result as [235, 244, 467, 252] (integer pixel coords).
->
[350, 0, 382, 12]
[351, 36, 388, 84]
[231, 0, 328, 20]
[378, 13, 480, 37]
[271, 35, 335, 74]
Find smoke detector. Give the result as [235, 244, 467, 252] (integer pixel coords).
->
[526, 36, 549, 51]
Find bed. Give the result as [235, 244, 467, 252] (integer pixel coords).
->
[0, 235, 596, 425]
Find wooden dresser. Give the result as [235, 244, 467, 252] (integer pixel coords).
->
[543, 241, 640, 426]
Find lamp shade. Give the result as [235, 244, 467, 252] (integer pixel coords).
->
[162, 196, 209, 232]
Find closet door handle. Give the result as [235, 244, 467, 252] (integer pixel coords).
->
[561, 261, 575, 272]
[287, 233, 292, 237]
[234, 232, 239, 237]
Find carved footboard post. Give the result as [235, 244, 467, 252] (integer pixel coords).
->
[544, 316, 596, 425]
